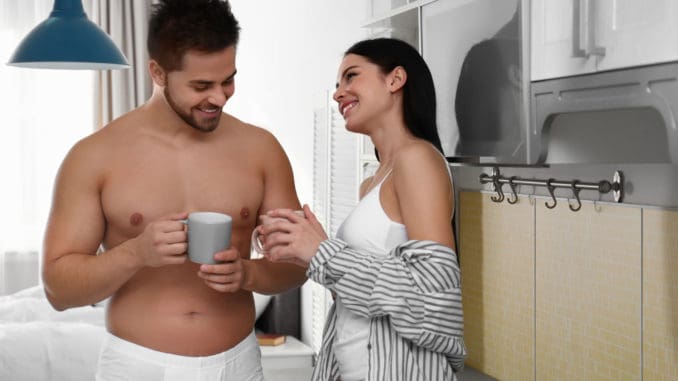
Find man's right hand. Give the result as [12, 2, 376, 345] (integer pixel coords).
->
[124, 212, 189, 268]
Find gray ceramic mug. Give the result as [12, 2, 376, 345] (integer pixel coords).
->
[251, 210, 305, 255]
[181, 212, 232, 264]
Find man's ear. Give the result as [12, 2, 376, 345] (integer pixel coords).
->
[387, 66, 407, 93]
[148, 60, 167, 86]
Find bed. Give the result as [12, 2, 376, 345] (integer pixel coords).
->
[0, 285, 273, 381]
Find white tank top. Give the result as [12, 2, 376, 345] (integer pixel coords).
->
[333, 172, 408, 381]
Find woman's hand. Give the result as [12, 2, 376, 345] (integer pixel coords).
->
[258, 204, 327, 266]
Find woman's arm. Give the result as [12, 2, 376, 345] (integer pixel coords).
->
[307, 238, 464, 358]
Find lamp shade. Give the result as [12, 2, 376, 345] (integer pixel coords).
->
[7, 0, 129, 70]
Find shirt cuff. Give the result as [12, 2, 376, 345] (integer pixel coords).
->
[306, 238, 348, 283]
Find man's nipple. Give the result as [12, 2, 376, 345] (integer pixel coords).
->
[240, 207, 250, 219]
[130, 212, 144, 226]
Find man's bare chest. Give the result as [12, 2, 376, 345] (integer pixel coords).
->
[100, 151, 264, 240]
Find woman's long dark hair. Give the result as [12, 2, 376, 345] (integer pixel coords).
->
[345, 38, 458, 254]
[344, 38, 443, 155]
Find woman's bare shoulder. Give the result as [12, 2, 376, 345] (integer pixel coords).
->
[395, 141, 448, 176]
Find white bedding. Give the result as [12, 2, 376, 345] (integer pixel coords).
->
[0, 286, 106, 381]
[0, 286, 272, 381]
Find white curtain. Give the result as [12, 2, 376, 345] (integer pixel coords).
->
[91, 0, 154, 127]
[0, 0, 151, 294]
[0, 0, 95, 294]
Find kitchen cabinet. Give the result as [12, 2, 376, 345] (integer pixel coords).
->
[532, 0, 678, 81]
[422, 0, 528, 163]
[364, 0, 432, 50]
[365, 0, 530, 164]
[457, 191, 678, 380]
[459, 192, 535, 380]
[642, 209, 678, 380]
[535, 201, 641, 380]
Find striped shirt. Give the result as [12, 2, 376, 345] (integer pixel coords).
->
[307, 238, 467, 381]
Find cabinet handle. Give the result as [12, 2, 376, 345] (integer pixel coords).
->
[583, 0, 606, 57]
[571, 0, 586, 57]
[571, 0, 605, 58]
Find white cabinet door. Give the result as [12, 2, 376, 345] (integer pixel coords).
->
[533, 0, 678, 81]
[596, 0, 678, 72]
[531, 0, 597, 81]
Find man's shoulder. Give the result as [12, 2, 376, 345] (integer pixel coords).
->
[64, 113, 136, 167]
[73, 123, 119, 153]
[224, 113, 271, 134]
[223, 113, 280, 146]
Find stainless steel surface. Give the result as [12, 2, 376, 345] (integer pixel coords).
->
[479, 167, 624, 208]
[613, 170, 624, 202]
[452, 163, 678, 209]
[530, 62, 678, 166]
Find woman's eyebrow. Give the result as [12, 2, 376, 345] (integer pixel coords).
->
[336, 65, 359, 88]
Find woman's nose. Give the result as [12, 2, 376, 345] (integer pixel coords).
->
[332, 87, 343, 102]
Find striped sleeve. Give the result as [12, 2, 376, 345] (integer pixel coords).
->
[306, 239, 466, 364]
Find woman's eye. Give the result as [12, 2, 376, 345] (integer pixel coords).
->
[346, 72, 357, 81]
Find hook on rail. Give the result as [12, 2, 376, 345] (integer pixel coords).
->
[545, 178, 557, 209]
[568, 180, 582, 212]
[507, 176, 519, 204]
[490, 176, 505, 203]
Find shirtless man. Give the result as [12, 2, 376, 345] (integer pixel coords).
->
[41, 1, 306, 379]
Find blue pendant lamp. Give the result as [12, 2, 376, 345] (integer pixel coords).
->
[7, 0, 129, 70]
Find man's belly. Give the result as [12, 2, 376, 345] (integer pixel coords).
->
[106, 263, 255, 356]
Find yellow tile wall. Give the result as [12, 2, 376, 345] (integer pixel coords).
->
[643, 209, 678, 380]
[535, 201, 641, 381]
[459, 192, 534, 381]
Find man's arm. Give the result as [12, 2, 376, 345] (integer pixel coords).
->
[42, 138, 188, 310]
[43, 139, 142, 310]
[241, 130, 307, 294]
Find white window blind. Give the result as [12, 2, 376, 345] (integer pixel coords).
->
[306, 90, 359, 353]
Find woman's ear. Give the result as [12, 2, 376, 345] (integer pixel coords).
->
[387, 66, 407, 93]
[148, 60, 167, 86]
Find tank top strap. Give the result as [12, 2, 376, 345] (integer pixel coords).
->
[377, 168, 394, 186]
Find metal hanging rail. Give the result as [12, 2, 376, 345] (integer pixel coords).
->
[478, 167, 624, 211]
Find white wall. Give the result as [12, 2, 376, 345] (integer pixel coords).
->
[227, 0, 367, 207]
[226, 1, 368, 346]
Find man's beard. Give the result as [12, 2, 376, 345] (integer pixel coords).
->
[164, 87, 221, 133]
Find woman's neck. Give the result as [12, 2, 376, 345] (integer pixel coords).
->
[369, 124, 416, 166]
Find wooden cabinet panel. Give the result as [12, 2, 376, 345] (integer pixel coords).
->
[535, 202, 641, 380]
[642, 209, 678, 380]
[459, 192, 535, 380]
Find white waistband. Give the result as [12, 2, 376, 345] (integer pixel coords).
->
[102, 331, 258, 369]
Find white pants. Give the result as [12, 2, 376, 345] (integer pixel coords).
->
[96, 331, 264, 381]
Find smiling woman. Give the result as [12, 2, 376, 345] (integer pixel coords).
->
[0, 0, 96, 295]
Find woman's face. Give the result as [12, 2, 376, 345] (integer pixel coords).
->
[332, 54, 393, 133]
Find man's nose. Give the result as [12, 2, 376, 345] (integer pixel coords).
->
[208, 87, 228, 107]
